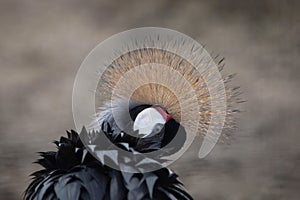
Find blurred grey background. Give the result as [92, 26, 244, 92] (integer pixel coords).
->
[0, 0, 299, 199]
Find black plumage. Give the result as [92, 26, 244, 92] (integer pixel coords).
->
[24, 126, 193, 200]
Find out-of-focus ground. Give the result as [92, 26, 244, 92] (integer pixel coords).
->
[0, 0, 299, 199]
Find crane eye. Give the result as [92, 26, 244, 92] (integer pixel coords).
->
[153, 123, 164, 134]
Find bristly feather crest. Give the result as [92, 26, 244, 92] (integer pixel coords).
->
[95, 47, 242, 141]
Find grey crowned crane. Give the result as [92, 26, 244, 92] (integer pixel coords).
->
[24, 30, 241, 200]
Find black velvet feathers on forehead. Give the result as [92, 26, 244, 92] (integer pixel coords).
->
[129, 104, 152, 121]
[102, 103, 186, 154]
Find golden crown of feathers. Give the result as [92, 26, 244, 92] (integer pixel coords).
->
[94, 44, 241, 141]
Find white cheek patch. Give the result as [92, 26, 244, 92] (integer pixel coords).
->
[136, 112, 151, 128]
[133, 107, 166, 137]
